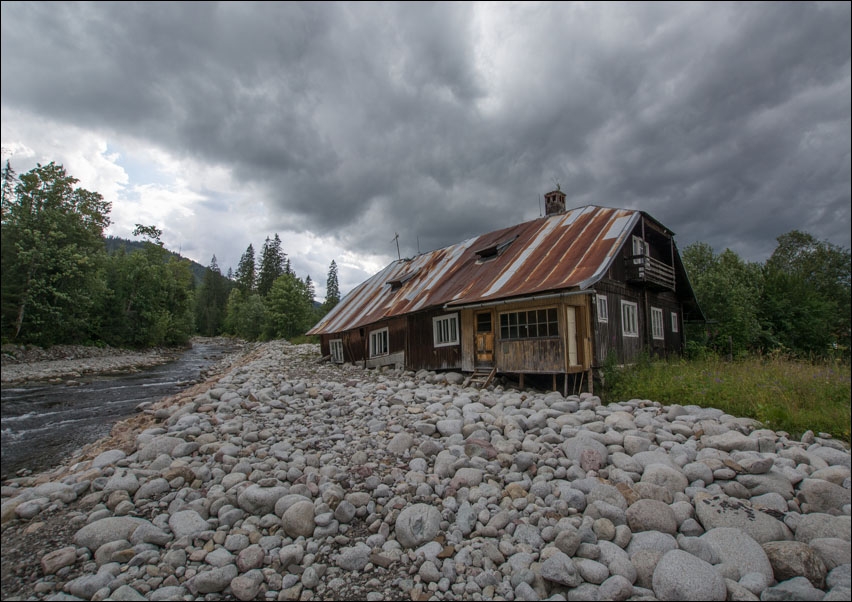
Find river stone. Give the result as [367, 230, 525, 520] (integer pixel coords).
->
[230, 569, 264, 601]
[395, 503, 441, 548]
[626, 499, 678, 534]
[796, 478, 852, 514]
[282, 500, 316, 538]
[808, 538, 851, 570]
[336, 542, 372, 570]
[539, 550, 583, 587]
[238, 484, 290, 516]
[41, 546, 77, 575]
[137, 436, 184, 461]
[701, 431, 758, 453]
[762, 541, 828, 589]
[700, 527, 773, 583]
[168, 509, 210, 539]
[761, 576, 825, 601]
[693, 493, 792, 543]
[64, 568, 115, 599]
[74, 516, 149, 551]
[641, 463, 688, 493]
[795, 513, 851, 543]
[187, 564, 238, 594]
[652, 549, 727, 601]
[91, 449, 126, 468]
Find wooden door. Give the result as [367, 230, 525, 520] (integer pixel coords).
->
[474, 311, 494, 366]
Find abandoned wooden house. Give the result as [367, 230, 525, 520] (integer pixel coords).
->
[307, 189, 704, 392]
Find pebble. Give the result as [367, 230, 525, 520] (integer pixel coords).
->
[1, 340, 849, 601]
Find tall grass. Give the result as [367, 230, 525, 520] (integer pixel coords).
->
[600, 354, 851, 444]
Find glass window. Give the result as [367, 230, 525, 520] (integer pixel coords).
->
[499, 308, 560, 340]
[369, 328, 388, 357]
[433, 313, 459, 347]
[671, 311, 679, 333]
[597, 295, 608, 323]
[651, 307, 664, 340]
[330, 339, 344, 363]
[621, 301, 638, 338]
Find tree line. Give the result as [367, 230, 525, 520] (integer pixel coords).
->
[2, 161, 848, 359]
[681, 232, 850, 361]
[1, 161, 340, 347]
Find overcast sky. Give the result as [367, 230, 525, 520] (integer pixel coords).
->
[2, 1, 849, 301]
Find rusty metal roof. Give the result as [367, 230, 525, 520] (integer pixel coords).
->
[309, 205, 645, 335]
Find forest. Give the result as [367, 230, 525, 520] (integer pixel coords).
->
[1, 161, 849, 363]
[1, 161, 338, 348]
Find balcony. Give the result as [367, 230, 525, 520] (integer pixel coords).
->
[625, 255, 676, 290]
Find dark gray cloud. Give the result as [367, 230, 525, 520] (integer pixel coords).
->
[2, 1, 849, 275]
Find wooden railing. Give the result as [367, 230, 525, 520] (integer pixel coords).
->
[625, 255, 676, 290]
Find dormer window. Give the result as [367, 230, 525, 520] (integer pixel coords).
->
[475, 236, 517, 262]
[387, 270, 418, 290]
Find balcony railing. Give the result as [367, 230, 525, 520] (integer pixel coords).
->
[625, 255, 676, 290]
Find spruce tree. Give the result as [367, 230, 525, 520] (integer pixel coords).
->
[234, 243, 256, 292]
[257, 234, 286, 296]
[323, 260, 340, 313]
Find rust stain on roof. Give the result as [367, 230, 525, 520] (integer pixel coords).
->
[308, 205, 641, 335]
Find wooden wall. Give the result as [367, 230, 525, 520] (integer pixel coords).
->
[406, 309, 462, 371]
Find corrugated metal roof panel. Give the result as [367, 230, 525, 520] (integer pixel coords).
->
[308, 205, 642, 335]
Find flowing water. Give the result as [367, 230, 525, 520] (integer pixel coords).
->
[0, 339, 242, 480]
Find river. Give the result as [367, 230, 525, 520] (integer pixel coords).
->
[0, 339, 243, 480]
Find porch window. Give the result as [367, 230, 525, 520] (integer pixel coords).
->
[499, 308, 558, 340]
[433, 313, 459, 347]
[369, 328, 388, 358]
[596, 294, 608, 323]
[329, 339, 344, 363]
[621, 301, 638, 338]
[671, 311, 679, 333]
[632, 235, 647, 257]
[651, 307, 664, 340]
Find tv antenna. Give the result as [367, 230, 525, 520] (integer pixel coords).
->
[392, 232, 401, 260]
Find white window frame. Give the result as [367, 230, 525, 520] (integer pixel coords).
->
[596, 294, 608, 323]
[671, 311, 679, 333]
[329, 339, 344, 363]
[632, 235, 647, 257]
[369, 328, 389, 358]
[651, 307, 664, 340]
[621, 301, 639, 338]
[432, 313, 459, 347]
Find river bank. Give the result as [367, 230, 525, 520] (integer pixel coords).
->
[1, 340, 850, 601]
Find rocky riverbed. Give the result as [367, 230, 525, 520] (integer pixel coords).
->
[1, 340, 850, 601]
[1, 343, 184, 385]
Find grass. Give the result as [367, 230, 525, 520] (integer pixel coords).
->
[600, 354, 851, 444]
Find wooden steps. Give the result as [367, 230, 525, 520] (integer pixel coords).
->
[465, 366, 497, 389]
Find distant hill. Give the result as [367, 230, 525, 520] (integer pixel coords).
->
[104, 236, 210, 285]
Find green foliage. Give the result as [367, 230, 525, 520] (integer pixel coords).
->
[600, 354, 851, 443]
[98, 239, 196, 347]
[1, 162, 111, 345]
[264, 272, 314, 340]
[194, 256, 231, 337]
[223, 289, 268, 341]
[682, 232, 850, 360]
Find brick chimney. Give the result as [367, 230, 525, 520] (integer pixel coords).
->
[544, 186, 566, 216]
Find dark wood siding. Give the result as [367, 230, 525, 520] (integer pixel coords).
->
[498, 338, 564, 373]
[407, 309, 462, 371]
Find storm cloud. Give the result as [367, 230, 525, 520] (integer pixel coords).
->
[2, 1, 849, 296]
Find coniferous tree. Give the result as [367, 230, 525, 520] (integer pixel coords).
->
[257, 234, 286, 296]
[234, 243, 256, 292]
[305, 275, 315, 306]
[323, 260, 340, 313]
[195, 255, 230, 336]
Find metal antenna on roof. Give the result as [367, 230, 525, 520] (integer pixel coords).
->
[392, 232, 401, 260]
